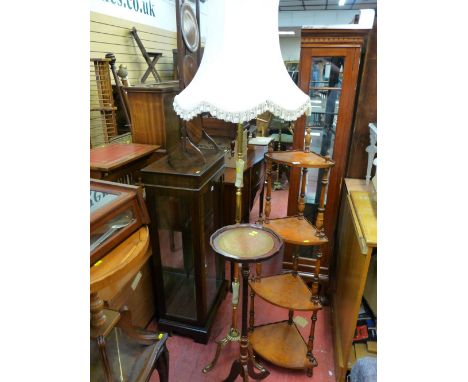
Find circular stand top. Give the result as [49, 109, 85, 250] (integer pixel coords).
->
[210, 224, 283, 263]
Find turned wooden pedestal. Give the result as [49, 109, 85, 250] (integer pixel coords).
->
[210, 224, 283, 382]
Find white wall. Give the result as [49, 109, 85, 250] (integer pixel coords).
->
[278, 9, 361, 61]
[278, 9, 359, 28]
[280, 36, 301, 62]
[90, 0, 208, 38]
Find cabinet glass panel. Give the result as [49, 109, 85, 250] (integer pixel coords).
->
[304, 56, 345, 259]
[155, 195, 197, 320]
[203, 177, 224, 311]
[90, 208, 135, 253]
[90, 190, 119, 213]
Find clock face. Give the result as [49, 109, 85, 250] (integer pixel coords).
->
[181, 2, 199, 53]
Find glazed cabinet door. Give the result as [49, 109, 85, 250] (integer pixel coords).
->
[286, 45, 362, 287]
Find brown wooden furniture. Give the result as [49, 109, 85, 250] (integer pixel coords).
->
[90, 180, 150, 265]
[90, 58, 118, 147]
[210, 224, 283, 382]
[99, 255, 156, 329]
[331, 179, 376, 382]
[141, 151, 227, 343]
[90, 143, 162, 184]
[249, 131, 335, 377]
[124, 81, 181, 154]
[105, 52, 132, 130]
[223, 144, 267, 226]
[130, 27, 163, 83]
[91, 146, 162, 327]
[90, 227, 169, 382]
[286, 28, 369, 291]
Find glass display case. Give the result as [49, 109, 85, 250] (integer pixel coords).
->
[90, 326, 168, 382]
[285, 28, 368, 288]
[141, 151, 227, 343]
[90, 180, 150, 265]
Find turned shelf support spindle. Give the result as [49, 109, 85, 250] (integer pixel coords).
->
[264, 144, 274, 224]
[306, 310, 319, 377]
[315, 160, 330, 238]
[91, 292, 106, 328]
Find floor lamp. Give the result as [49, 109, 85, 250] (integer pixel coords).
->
[173, 0, 312, 378]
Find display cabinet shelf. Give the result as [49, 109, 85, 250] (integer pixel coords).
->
[264, 216, 328, 246]
[249, 273, 321, 311]
[249, 321, 316, 370]
[265, 150, 334, 168]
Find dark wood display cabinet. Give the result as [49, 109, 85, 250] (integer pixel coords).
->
[141, 151, 227, 343]
[286, 28, 369, 292]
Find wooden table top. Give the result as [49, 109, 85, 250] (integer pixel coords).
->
[90, 143, 160, 172]
[350, 191, 377, 247]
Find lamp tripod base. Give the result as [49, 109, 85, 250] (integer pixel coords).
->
[223, 357, 269, 382]
[202, 328, 240, 373]
[221, 335, 269, 382]
[202, 329, 266, 374]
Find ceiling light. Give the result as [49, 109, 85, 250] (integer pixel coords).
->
[279, 31, 295, 35]
[338, 0, 346, 6]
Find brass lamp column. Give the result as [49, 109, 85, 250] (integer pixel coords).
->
[203, 123, 244, 373]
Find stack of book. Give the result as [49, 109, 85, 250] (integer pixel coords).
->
[348, 300, 377, 368]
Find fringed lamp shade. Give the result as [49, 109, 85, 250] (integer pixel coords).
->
[173, 0, 311, 123]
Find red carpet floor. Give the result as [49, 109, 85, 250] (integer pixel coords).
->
[148, 189, 336, 381]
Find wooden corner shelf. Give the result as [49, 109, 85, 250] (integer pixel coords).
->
[250, 273, 322, 311]
[265, 150, 334, 168]
[264, 216, 328, 246]
[250, 321, 316, 370]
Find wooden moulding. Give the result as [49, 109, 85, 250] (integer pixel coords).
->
[249, 321, 313, 370]
[249, 273, 322, 311]
[264, 216, 328, 246]
[265, 150, 335, 169]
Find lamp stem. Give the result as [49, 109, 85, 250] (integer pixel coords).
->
[235, 122, 244, 224]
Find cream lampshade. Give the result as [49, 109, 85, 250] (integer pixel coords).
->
[173, 0, 311, 123]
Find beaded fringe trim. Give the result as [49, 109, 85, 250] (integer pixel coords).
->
[173, 98, 312, 122]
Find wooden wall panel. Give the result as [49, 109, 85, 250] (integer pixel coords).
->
[90, 11, 177, 147]
[90, 11, 177, 84]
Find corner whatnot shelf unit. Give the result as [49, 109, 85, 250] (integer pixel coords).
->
[249, 127, 335, 377]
